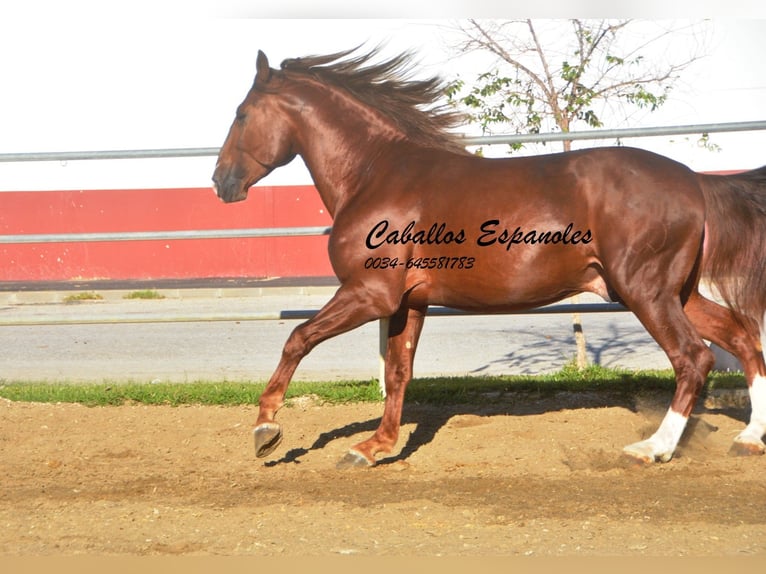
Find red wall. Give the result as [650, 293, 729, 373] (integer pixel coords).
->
[0, 170, 743, 283]
[0, 186, 334, 282]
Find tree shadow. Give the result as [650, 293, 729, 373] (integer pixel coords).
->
[469, 320, 667, 375]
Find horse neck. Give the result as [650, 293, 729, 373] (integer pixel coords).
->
[288, 83, 404, 217]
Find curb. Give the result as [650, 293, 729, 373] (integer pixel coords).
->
[0, 285, 340, 306]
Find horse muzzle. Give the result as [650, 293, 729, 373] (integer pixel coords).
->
[212, 170, 250, 203]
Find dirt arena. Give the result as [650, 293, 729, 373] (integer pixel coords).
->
[1, 389, 765, 557]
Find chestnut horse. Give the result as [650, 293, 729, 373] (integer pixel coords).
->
[212, 48, 766, 468]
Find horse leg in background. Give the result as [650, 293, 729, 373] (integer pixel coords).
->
[684, 292, 766, 455]
[338, 305, 427, 469]
[253, 283, 400, 459]
[621, 295, 715, 463]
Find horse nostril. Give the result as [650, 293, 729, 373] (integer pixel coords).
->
[211, 178, 223, 199]
[211, 173, 249, 203]
[212, 169, 235, 200]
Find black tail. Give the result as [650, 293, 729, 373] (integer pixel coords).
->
[699, 166, 766, 325]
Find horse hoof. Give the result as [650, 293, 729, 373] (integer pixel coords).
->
[336, 449, 374, 470]
[728, 440, 766, 457]
[619, 452, 652, 467]
[253, 423, 283, 458]
[622, 442, 655, 465]
[622, 441, 673, 465]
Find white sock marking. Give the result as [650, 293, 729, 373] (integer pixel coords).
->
[625, 409, 688, 462]
[650, 409, 688, 455]
[737, 374, 766, 444]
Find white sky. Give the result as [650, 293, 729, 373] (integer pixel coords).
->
[0, 2, 764, 191]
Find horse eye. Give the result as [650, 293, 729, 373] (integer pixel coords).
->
[235, 112, 247, 125]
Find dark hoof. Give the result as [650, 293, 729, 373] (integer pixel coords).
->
[253, 423, 283, 458]
[728, 440, 766, 457]
[336, 449, 374, 470]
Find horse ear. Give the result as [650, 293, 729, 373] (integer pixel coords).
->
[255, 50, 272, 86]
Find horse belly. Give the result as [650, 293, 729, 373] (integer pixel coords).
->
[408, 244, 597, 312]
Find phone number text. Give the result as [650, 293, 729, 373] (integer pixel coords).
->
[364, 256, 475, 270]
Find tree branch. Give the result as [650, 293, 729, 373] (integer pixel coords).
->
[464, 20, 557, 106]
[449, 19, 709, 139]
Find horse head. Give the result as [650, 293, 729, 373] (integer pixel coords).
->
[212, 50, 297, 203]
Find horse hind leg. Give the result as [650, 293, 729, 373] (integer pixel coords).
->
[740, 313, 766, 454]
[734, 367, 766, 455]
[684, 292, 766, 455]
[732, 322, 766, 455]
[621, 297, 715, 463]
[337, 305, 426, 469]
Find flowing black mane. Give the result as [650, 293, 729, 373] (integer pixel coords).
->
[280, 48, 469, 154]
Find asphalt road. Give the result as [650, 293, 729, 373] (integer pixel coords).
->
[0, 287, 685, 384]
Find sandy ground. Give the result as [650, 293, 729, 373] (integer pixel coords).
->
[1, 387, 764, 557]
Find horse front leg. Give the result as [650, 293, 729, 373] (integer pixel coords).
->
[253, 284, 399, 459]
[337, 305, 427, 469]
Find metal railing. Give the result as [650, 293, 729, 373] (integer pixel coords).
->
[0, 227, 332, 245]
[1, 120, 764, 246]
[460, 120, 766, 146]
[2, 121, 760, 383]
[1, 120, 765, 165]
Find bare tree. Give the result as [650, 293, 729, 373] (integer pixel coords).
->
[447, 19, 709, 368]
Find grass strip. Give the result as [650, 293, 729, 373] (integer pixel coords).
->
[62, 292, 103, 303]
[123, 290, 165, 300]
[0, 364, 745, 408]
